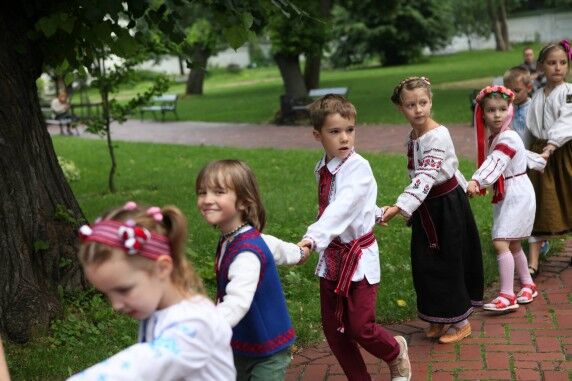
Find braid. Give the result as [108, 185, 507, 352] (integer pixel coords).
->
[391, 76, 432, 105]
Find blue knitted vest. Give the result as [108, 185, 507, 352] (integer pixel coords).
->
[216, 228, 296, 357]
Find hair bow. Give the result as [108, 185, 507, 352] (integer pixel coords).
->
[560, 39, 572, 61]
[118, 225, 151, 255]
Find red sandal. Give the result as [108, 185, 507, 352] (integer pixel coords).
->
[516, 284, 538, 304]
[483, 293, 519, 312]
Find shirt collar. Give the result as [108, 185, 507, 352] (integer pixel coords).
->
[316, 148, 355, 175]
[515, 98, 531, 111]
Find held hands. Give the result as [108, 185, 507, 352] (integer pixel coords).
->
[466, 180, 480, 198]
[541, 144, 556, 161]
[379, 205, 400, 225]
[296, 239, 313, 265]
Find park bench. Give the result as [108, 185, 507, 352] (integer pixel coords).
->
[292, 87, 350, 113]
[139, 94, 179, 122]
[41, 106, 79, 136]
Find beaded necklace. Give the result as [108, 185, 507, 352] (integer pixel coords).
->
[221, 222, 249, 241]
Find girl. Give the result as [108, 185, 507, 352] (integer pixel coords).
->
[526, 40, 572, 276]
[467, 85, 546, 311]
[68, 202, 235, 381]
[381, 77, 484, 344]
[196, 159, 304, 381]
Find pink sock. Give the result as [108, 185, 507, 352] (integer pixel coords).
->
[498, 251, 515, 296]
[513, 249, 534, 286]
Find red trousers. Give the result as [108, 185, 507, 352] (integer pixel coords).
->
[320, 278, 399, 381]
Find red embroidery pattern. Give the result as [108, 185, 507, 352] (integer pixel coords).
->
[231, 327, 296, 354]
[493, 143, 516, 158]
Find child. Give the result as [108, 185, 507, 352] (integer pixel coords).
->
[381, 77, 484, 344]
[526, 40, 572, 274]
[503, 67, 550, 277]
[297, 94, 411, 381]
[196, 159, 303, 381]
[68, 202, 235, 381]
[467, 85, 546, 311]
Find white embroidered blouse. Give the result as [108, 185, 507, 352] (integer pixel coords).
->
[527, 82, 572, 147]
[395, 125, 468, 217]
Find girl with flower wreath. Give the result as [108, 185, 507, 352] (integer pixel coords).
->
[68, 202, 235, 381]
[381, 76, 484, 344]
[467, 85, 546, 312]
[525, 40, 572, 276]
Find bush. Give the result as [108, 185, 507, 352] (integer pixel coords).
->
[57, 156, 80, 182]
[225, 63, 242, 74]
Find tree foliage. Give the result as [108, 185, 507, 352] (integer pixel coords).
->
[451, 0, 491, 50]
[330, 0, 454, 67]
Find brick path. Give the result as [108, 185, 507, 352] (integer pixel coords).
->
[53, 120, 571, 380]
[286, 245, 572, 381]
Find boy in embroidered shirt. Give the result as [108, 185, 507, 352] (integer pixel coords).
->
[503, 66, 549, 276]
[298, 94, 411, 381]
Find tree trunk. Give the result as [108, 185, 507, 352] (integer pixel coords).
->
[498, 0, 511, 51]
[185, 46, 210, 95]
[486, 0, 507, 51]
[274, 53, 307, 99]
[0, 8, 85, 343]
[304, 54, 321, 91]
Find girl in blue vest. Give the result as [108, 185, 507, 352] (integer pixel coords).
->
[196, 159, 305, 381]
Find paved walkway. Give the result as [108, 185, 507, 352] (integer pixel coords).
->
[51, 120, 571, 380]
[50, 119, 478, 159]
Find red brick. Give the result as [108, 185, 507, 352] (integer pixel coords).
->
[510, 330, 534, 344]
[430, 371, 456, 381]
[514, 360, 540, 370]
[486, 352, 511, 369]
[513, 368, 542, 380]
[485, 344, 536, 352]
[542, 370, 570, 380]
[513, 352, 565, 361]
[431, 360, 481, 371]
[457, 369, 512, 379]
[535, 336, 562, 352]
[301, 364, 328, 381]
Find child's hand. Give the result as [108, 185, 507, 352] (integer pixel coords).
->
[466, 180, 480, 197]
[296, 245, 311, 265]
[381, 205, 400, 225]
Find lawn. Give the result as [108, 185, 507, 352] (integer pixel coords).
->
[6, 137, 503, 380]
[71, 43, 546, 125]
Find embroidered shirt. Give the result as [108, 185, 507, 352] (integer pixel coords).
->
[304, 151, 381, 284]
[395, 126, 468, 217]
[527, 82, 572, 147]
[67, 297, 235, 381]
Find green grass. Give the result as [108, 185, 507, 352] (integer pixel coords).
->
[6, 137, 500, 379]
[72, 43, 546, 125]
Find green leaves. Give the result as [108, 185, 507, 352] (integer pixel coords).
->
[36, 12, 76, 37]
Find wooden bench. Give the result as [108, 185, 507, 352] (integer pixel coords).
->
[292, 87, 350, 112]
[140, 94, 179, 122]
[42, 106, 79, 136]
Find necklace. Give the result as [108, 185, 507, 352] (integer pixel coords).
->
[221, 222, 249, 240]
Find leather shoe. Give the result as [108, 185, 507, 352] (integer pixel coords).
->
[438, 323, 471, 344]
[425, 323, 448, 338]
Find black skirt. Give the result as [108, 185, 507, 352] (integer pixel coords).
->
[410, 185, 484, 324]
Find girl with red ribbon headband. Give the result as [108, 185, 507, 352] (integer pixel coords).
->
[525, 39, 572, 279]
[467, 85, 546, 312]
[69, 202, 235, 381]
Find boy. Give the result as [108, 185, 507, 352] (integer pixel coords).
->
[298, 94, 411, 381]
[503, 67, 549, 277]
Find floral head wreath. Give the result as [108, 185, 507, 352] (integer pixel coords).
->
[474, 85, 515, 193]
[392, 76, 431, 104]
[78, 201, 171, 260]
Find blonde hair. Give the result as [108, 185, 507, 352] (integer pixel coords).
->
[78, 204, 204, 294]
[538, 41, 570, 64]
[503, 66, 532, 85]
[391, 76, 433, 105]
[308, 94, 356, 131]
[195, 160, 266, 231]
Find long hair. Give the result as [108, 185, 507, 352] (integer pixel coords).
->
[78, 203, 204, 294]
[195, 160, 266, 231]
[391, 76, 433, 105]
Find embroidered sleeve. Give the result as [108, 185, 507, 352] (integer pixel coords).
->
[526, 150, 547, 171]
[395, 135, 447, 216]
[547, 88, 572, 147]
[471, 136, 514, 188]
[66, 318, 223, 380]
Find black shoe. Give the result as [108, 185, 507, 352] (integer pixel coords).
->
[529, 265, 539, 279]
